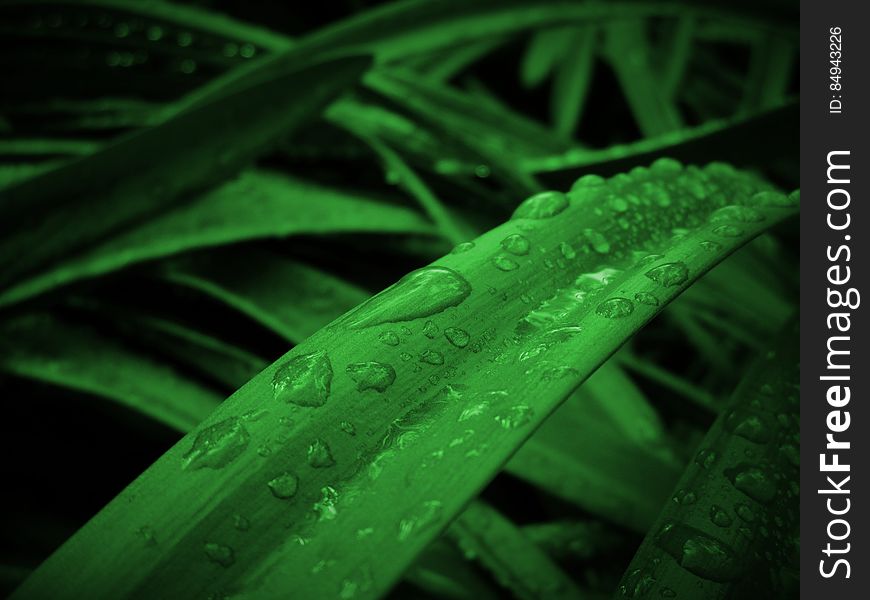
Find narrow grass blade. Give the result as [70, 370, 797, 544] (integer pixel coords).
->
[616, 321, 798, 598]
[12, 161, 797, 599]
[550, 26, 596, 137]
[448, 500, 584, 599]
[0, 55, 370, 291]
[0, 170, 433, 308]
[521, 27, 575, 88]
[406, 538, 502, 600]
[162, 249, 371, 345]
[0, 313, 220, 432]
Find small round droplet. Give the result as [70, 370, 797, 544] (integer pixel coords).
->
[726, 464, 777, 503]
[268, 472, 299, 499]
[500, 233, 531, 255]
[645, 262, 689, 288]
[735, 503, 755, 522]
[512, 191, 569, 220]
[204, 543, 234, 568]
[651, 158, 683, 174]
[710, 505, 733, 528]
[182, 417, 250, 471]
[423, 320, 439, 338]
[340, 421, 356, 435]
[700, 240, 723, 252]
[420, 350, 445, 365]
[308, 439, 336, 468]
[571, 174, 606, 190]
[444, 327, 470, 348]
[492, 254, 519, 271]
[233, 515, 251, 531]
[596, 297, 635, 319]
[559, 242, 576, 259]
[749, 190, 794, 208]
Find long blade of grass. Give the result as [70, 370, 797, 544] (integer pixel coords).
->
[161, 249, 371, 345]
[0, 170, 433, 308]
[12, 161, 798, 599]
[550, 26, 597, 138]
[0, 55, 370, 291]
[447, 500, 584, 599]
[616, 321, 798, 598]
[0, 313, 220, 431]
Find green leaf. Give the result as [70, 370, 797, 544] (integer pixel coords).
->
[12, 161, 798, 599]
[0, 54, 370, 292]
[616, 321, 798, 598]
[0, 170, 434, 308]
[0, 313, 220, 432]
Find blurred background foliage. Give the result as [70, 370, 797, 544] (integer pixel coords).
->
[0, 0, 797, 597]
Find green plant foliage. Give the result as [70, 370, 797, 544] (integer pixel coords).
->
[0, 1, 799, 598]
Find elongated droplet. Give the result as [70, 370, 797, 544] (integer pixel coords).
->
[492, 254, 519, 271]
[583, 228, 611, 254]
[444, 327, 470, 348]
[596, 297, 635, 319]
[451, 241, 475, 254]
[182, 417, 249, 471]
[423, 320, 439, 338]
[710, 505, 732, 528]
[495, 405, 534, 429]
[272, 351, 333, 407]
[397, 500, 443, 542]
[512, 191, 569, 220]
[712, 224, 743, 238]
[709, 205, 764, 224]
[343, 267, 472, 328]
[346, 362, 396, 393]
[268, 472, 299, 499]
[500, 233, 531, 255]
[204, 542, 235, 568]
[726, 464, 777, 503]
[308, 439, 335, 468]
[634, 292, 659, 306]
[645, 262, 689, 288]
[655, 522, 741, 582]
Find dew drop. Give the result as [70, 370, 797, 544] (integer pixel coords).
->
[182, 417, 250, 471]
[268, 472, 299, 499]
[700, 240, 723, 252]
[495, 404, 534, 429]
[314, 485, 339, 521]
[571, 174, 606, 189]
[655, 522, 740, 582]
[673, 489, 697, 505]
[346, 361, 397, 393]
[500, 233, 531, 255]
[398, 500, 443, 541]
[634, 292, 659, 306]
[749, 190, 794, 208]
[272, 351, 333, 407]
[340, 421, 356, 435]
[645, 262, 689, 288]
[423, 320, 439, 338]
[378, 331, 400, 346]
[343, 267, 472, 328]
[444, 327, 470, 348]
[725, 411, 772, 444]
[735, 503, 755, 522]
[512, 191, 569, 220]
[695, 448, 717, 469]
[651, 158, 683, 174]
[204, 543, 235, 568]
[596, 297, 635, 319]
[712, 224, 743, 238]
[725, 464, 777, 503]
[710, 505, 733, 528]
[451, 241, 475, 254]
[559, 241, 576, 259]
[308, 439, 336, 468]
[709, 205, 764, 224]
[493, 254, 520, 271]
[233, 514, 251, 531]
[420, 350, 445, 365]
[583, 228, 611, 254]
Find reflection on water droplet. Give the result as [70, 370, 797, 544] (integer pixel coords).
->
[712, 224, 743, 238]
[314, 485, 339, 521]
[597, 297, 635, 319]
[204, 542, 235, 567]
[493, 254, 520, 271]
[495, 405, 534, 429]
[308, 439, 335, 468]
[346, 362, 396, 393]
[710, 505, 732, 528]
[726, 464, 777, 503]
[272, 351, 333, 407]
[444, 327, 470, 348]
[655, 522, 740, 582]
[182, 417, 250, 471]
[420, 350, 444, 365]
[378, 331, 400, 346]
[501, 234, 531, 255]
[343, 267, 472, 328]
[634, 292, 659, 306]
[645, 262, 689, 287]
[268, 472, 298, 499]
[451, 241, 475, 254]
[512, 191, 569, 220]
